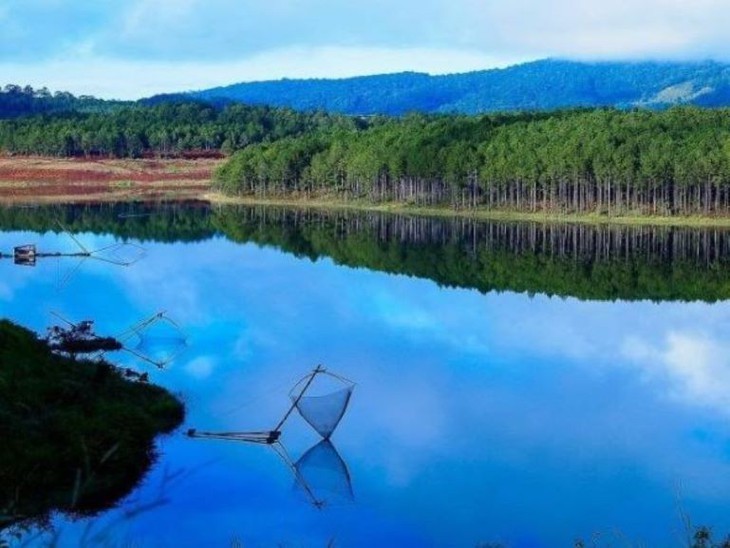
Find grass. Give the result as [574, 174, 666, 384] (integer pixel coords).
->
[0, 320, 185, 533]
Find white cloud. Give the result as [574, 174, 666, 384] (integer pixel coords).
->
[184, 356, 217, 379]
[4, 0, 730, 97]
[480, 0, 730, 59]
[4, 0, 730, 77]
[0, 281, 12, 301]
[622, 331, 730, 413]
[0, 46, 516, 99]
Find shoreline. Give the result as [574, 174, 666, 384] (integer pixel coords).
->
[4, 157, 730, 227]
[204, 193, 730, 228]
[7, 187, 730, 229]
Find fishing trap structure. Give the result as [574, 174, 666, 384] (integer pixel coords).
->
[0, 229, 145, 268]
[189, 365, 354, 444]
[0, 224, 145, 290]
[47, 311, 188, 370]
[188, 365, 356, 508]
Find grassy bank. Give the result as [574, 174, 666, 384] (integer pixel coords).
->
[0, 320, 185, 531]
[205, 192, 730, 228]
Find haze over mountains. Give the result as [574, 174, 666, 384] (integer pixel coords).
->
[5, 59, 730, 119]
[183, 59, 730, 115]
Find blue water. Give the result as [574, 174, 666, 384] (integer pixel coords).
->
[2, 220, 730, 546]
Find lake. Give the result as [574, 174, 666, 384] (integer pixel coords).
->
[2, 203, 730, 547]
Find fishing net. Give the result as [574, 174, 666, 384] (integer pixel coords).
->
[53, 241, 146, 291]
[92, 242, 146, 266]
[294, 386, 353, 440]
[293, 439, 354, 505]
[134, 317, 187, 367]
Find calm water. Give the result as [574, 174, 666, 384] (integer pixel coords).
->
[3, 204, 730, 546]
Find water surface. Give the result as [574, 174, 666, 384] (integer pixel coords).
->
[2, 204, 730, 546]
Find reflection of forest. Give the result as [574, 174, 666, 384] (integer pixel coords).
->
[0, 202, 216, 243]
[1, 203, 729, 302]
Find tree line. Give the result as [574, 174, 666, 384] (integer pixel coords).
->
[0, 101, 364, 158]
[0, 84, 125, 119]
[6, 95, 730, 216]
[216, 107, 730, 216]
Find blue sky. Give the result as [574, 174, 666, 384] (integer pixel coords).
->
[1, 0, 729, 98]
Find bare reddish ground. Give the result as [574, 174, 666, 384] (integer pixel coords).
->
[0, 157, 221, 203]
[0, 168, 213, 183]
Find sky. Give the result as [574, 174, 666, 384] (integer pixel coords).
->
[1, 0, 729, 98]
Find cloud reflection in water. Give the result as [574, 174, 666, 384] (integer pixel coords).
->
[2, 227, 730, 546]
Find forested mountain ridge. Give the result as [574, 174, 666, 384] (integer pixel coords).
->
[7, 59, 730, 120]
[186, 59, 730, 115]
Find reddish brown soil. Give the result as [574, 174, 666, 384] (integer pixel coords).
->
[0, 157, 221, 203]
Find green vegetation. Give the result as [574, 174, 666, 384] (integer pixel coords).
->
[0, 202, 217, 242]
[0, 101, 363, 158]
[0, 84, 125, 119]
[0, 320, 184, 531]
[216, 107, 730, 217]
[6, 81, 730, 220]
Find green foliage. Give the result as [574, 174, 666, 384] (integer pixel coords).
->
[0, 320, 184, 532]
[216, 107, 730, 216]
[0, 202, 217, 243]
[0, 84, 125, 119]
[0, 101, 361, 158]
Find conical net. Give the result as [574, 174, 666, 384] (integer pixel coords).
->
[134, 317, 187, 367]
[294, 386, 353, 439]
[93, 242, 146, 266]
[294, 439, 354, 505]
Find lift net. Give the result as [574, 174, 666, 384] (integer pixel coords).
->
[294, 439, 354, 505]
[134, 316, 187, 367]
[294, 386, 353, 440]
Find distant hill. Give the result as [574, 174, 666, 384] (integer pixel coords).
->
[183, 59, 730, 115]
[8, 59, 730, 120]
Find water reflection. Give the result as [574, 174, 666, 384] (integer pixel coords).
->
[2, 202, 730, 301]
[290, 439, 354, 509]
[2, 204, 730, 545]
[190, 366, 356, 511]
[45, 310, 188, 369]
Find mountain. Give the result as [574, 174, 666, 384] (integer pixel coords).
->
[184, 59, 730, 115]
